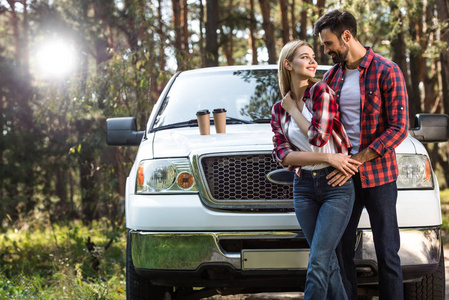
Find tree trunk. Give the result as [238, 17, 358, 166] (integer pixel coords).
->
[93, 2, 113, 65]
[157, 0, 166, 77]
[101, 147, 126, 219]
[21, 0, 30, 77]
[6, 0, 33, 129]
[259, 0, 276, 64]
[390, 7, 414, 122]
[313, 0, 325, 64]
[408, 54, 422, 118]
[154, 0, 167, 104]
[7, 0, 21, 66]
[124, 0, 139, 51]
[180, 0, 191, 69]
[423, 2, 439, 113]
[290, 0, 296, 39]
[78, 141, 100, 222]
[172, 0, 184, 70]
[316, 0, 325, 20]
[199, 0, 206, 67]
[223, 0, 234, 65]
[390, 16, 408, 83]
[299, 0, 308, 40]
[279, 0, 289, 44]
[437, 0, 449, 114]
[182, 0, 189, 53]
[441, 51, 449, 114]
[205, 0, 219, 67]
[249, 0, 258, 64]
[55, 167, 68, 218]
[408, 17, 424, 119]
[79, 1, 89, 92]
[431, 144, 449, 189]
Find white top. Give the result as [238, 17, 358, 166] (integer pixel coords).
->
[288, 105, 337, 170]
[339, 67, 361, 154]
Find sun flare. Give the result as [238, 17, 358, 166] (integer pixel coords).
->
[36, 39, 76, 78]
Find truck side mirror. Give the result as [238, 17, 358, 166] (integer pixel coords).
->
[106, 117, 144, 146]
[409, 114, 449, 143]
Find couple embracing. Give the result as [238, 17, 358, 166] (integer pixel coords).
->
[271, 9, 409, 300]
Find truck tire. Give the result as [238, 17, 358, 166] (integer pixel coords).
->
[126, 230, 172, 300]
[404, 246, 445, 300]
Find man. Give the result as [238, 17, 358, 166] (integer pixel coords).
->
[313, 9, 409, 300]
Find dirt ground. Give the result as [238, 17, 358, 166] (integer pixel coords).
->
[204, 246, 449, 300]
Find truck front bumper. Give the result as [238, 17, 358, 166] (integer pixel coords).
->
[130, 227, 441, 284]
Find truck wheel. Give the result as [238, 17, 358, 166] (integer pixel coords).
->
[404, 246, 445, 300]
[126, 230, 173, 300]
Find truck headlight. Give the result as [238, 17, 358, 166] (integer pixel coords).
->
[136, 159, 197, 193]
[396, 154, 433, 189]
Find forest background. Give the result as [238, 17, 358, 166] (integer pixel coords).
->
[0, 0, 449, 298]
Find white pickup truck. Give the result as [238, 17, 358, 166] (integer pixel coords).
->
[106, 65, 449, 300]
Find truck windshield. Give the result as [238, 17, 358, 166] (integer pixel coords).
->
[152, 69, 281, 130]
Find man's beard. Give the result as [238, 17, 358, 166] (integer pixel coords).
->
[329, 42, 349, 64]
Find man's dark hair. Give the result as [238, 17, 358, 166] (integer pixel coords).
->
[313, 9, 357, 40]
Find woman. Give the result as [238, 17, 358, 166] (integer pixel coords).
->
[271, 40, 361, 300]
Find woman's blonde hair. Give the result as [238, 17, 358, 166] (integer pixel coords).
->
[278, 40, 314, 97]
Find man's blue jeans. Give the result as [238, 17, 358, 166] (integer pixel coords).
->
[293, 167, 355, 300]
[336, 173, 403, 300]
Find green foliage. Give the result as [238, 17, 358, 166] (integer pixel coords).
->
[0, 54, 41, 223]
[0, 219, 126, 299]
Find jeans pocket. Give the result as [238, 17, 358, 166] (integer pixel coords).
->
[293, 174, 302, 184]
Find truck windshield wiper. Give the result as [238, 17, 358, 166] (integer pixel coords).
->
[222, 117, 255, 124]
[152, 117, 259, 132]
[224, 117, 270, 124]
[252, 118, 271, 123]
[152, 119, 199, 132]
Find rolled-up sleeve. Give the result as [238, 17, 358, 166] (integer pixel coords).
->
[307, 82, 336, 147]
[270, 102, 293, 162]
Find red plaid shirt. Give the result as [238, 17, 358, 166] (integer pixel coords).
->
[271, 81, 352, 175]
[324, 47, 409, 188]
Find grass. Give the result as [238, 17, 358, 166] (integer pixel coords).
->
[0, 216, 126, 299]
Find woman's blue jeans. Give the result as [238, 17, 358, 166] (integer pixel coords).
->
[293, 167, 355, 300]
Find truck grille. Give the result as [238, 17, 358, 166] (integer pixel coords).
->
[200, 154, 293, 201]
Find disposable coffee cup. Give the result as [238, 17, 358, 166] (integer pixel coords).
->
[213, 108, 227, 133]
[196, 109, 210, 135]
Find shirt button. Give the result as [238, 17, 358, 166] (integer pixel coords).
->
[369, 91, 373, 94]
[313, 172, 317, 176]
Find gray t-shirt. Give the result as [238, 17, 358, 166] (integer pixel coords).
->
[339, 67, 361, 154]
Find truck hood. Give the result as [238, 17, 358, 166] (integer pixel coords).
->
[153, 124, 273, 158]
[152, 124, 419, 158]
